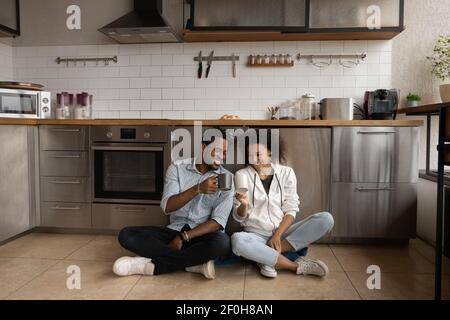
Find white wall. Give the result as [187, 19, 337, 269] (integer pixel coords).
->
[392, 0, 450, 170]
[12, 40, 392, 119]
[0, 42, 13, 81]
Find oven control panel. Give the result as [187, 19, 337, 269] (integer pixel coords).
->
[92, 126, 168, 143]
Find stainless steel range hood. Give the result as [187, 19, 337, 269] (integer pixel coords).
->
[98, 0, 183, 44]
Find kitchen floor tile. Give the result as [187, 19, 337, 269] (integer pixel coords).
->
[0, 233, 95, 259]
[243, 264, 360, 300]
[0, 257, 59, 299]
[66, 235, 135, 262]
[330, 244, 434, 274]
[410, 238, 450, 275]
[125, 263, 246, 300]
[7, 260, 140, 300]
[306, 245, 343, 272]
[347, 272, 435, 300]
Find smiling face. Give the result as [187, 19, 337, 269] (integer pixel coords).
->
[248, 143, 272, 173]
[203, 136, 228, 170]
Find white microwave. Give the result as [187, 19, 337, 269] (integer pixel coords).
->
[0, 88, 51, 119]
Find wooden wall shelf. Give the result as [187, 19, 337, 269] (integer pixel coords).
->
[181, 29, 403, 42]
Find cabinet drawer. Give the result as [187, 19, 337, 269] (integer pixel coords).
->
[40, 126, 88, 151]
[331, 182, 417, 239]
[332, 127, 419, 183]
[40, 151, 89, 177]
[41, 202, 91, 228]
[92, 204, 168, 230]
[41, 177, 90, 202]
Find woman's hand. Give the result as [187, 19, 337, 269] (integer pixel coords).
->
[169, 235, 183, 251]
[268, 235, 282, 253]
[235, 191, 249, 207]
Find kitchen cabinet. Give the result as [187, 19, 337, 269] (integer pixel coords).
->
[39, 126, 92, 229]
[0, 126, 33, 242]
[331, 127, 419, 241]
[0, 0, 20, 37]
[184, 0, 404, 41]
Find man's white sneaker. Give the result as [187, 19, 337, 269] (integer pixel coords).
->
[257, 264, 277, 278]
[185, 260, 216, 280]
[113, 256, 154, 276]
[295, 257, 329, 277]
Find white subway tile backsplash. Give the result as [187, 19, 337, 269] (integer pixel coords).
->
[10, 40, 391, 119]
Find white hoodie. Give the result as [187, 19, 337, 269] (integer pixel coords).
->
[233, 164, 300, 237]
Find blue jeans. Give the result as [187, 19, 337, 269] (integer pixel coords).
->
[231, 212, 334, 267]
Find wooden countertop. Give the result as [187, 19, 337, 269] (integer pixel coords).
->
[398, 102, 450, 116]
[0, 118, 424, 127]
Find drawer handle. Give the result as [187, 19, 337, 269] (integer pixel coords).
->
[356, 187, 395, 192]
[115, 207, 146, 213]
[50, 154, 81, 159]
[50, 128, 81, 133]
[357, 131, 397, 135]
[48, 180, 82, 184]
[49, 206, 81, 211]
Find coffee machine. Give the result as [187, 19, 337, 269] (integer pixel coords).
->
[364, 89, 399, 120]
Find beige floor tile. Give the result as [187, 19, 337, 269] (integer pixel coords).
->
[0, 257, 59, 299]
[125, 264, 246, 300]
[330, 244, 434, 274]
[67, 235, 135, 262]
[410, 239, 450, 275]
[7, 260, 140, 300]
[347, 272, 434, 300]
[243, 265, 360, 300]
[0, 233, 95, 259]
[306, 245, 343, 272]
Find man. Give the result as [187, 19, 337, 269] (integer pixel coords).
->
[113, 130, 234, 279]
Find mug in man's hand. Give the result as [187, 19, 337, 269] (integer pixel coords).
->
[217, 173, 233, 191]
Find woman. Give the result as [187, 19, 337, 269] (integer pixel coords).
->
[231, 131, 334, 278]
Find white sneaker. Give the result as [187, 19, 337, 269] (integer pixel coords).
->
[113, 256, 154, 276]
[185, 260, 216, 280]
[257, 264, 277, 278]
[295, 257, 329, 277]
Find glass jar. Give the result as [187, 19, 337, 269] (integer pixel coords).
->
[297, 94, 318, 120]
[75, 92, 93, 119]
[56, 92, 73, 119]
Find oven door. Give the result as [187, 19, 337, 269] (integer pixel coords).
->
[92, 144, 166, 204]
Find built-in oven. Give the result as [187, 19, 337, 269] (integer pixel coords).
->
[91, 126, 170, 205]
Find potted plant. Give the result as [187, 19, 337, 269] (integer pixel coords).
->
[427, 35, 450, 102]
[406, 93, 422, 107]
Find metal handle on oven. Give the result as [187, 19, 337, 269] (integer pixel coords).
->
[356, 187, 395, 192]
[50, 154, 81, 159]
[114, 207, 146, 213]
[48, 180, 82, 185]
[357, 131, 397, 135]
[92, 146, 164, 152]
[49, 128, 81, 133]
[49, 205, 81, 211]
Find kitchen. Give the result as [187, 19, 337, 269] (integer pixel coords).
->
[0, 0, 449, 303]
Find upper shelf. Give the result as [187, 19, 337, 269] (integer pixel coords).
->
[181, 29, 403, 42]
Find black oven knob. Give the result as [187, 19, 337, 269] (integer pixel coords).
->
[106, 132, 113, 139]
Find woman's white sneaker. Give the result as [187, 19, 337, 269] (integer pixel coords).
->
[295, 257, 329, 277]
[185, 260, 216, 280]
[113, 256, 154, 276]
[257, 264, 277, 278]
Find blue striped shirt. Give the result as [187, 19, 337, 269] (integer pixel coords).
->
[160, 158, 234, 232]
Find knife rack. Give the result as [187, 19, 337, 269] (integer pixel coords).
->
[193, 55, 240, 62]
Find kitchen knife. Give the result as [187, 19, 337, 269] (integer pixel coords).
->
[205, 51, 214, 78]
[231, 53, 237, 78]
[197, 51, 203, 79]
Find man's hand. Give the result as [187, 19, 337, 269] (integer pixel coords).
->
[169, 235, 183, 251]
[268, 234, 282, 253]
[198, 176, 218, 194]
